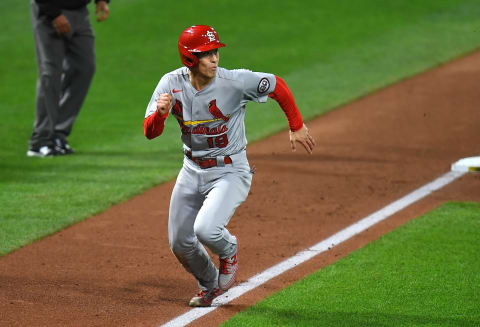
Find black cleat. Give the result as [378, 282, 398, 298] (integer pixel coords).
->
[26, 145, 60, 157]
[54, 138, 74, 155]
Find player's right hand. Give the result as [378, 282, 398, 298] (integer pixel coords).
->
[156, 93, 172, 115]
[52, 14, 71, 36]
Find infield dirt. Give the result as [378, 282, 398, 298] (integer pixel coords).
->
[1, 51, 479, 327]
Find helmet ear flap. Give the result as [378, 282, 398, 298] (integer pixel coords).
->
[178, 43, 198, 68]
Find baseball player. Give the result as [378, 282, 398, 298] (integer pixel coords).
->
[143, 25, 315, 307]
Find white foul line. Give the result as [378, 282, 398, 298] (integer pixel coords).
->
[160, 170, 466, 327]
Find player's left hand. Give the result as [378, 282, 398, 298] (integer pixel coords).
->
[96, 1, 109, 22]
[289, 124, 316, 154]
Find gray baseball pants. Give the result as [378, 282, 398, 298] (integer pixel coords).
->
[30, 0, 95, 148]
[168, 150, 253, 291]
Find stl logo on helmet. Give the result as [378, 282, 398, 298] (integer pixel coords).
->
[206, 31, 216, 42]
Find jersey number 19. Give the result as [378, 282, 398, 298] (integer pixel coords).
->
[207, 134, 229, 148]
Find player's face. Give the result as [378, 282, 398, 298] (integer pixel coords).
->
[196, 49, 219, 79]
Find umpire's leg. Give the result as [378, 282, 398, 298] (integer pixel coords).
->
[56, 7, 95, 141]
[29, 0, 66, 149]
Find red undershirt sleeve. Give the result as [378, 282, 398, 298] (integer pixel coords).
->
[268, 75, 304, 132]
[143, 111, 169, 140]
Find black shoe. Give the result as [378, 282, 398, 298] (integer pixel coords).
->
[54, 138, 74, 155]
[26, 145, 60, 157]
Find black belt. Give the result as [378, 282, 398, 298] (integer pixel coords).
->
[184, 150, 232, 169]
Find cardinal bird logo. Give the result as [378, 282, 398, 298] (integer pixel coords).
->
[172, 100, 185, 128]
[172, 100, 183, 116]
[208, 99, 229, 122]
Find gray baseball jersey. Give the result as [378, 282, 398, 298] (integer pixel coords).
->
[145, 67, 277, 157]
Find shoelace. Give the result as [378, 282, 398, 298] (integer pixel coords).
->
[220, 255, 237, 274]
[199, 288, 222, 301]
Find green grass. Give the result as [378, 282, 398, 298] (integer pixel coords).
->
[1, 0, 480, 255]
[222, 202, 480, 327]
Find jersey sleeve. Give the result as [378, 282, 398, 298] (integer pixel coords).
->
[144, 74, 171, 118]
[268, 75, 304, 132]
[240, 70, 277, 103]
[144, 74, 172, 139]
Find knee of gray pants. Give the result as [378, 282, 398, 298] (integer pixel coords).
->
[169, 249, 194, 274]
[194, 221, 237, 258]
[64, 54, 95, 80]
[169, 238, 184, 255]
[169, 236, 196, 257]
[193, 221, 223, 246]
[39, 67, 62, 83]
[71, 59, 95, 82]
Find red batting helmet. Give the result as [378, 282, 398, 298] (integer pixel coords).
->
[178, 25, 226, 68]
